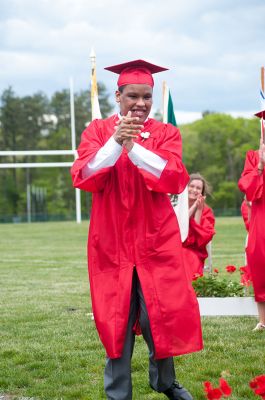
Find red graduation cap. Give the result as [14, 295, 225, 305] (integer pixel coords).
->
[254, 110, 265, 119]
[104, 59, 168, 87]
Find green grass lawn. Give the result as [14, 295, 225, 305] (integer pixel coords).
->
[0, 218, 264, 400]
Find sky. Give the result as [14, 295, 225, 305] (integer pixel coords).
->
[1, 0, 264, 123]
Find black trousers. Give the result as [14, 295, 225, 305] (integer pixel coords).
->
[104, 270, 175, 400]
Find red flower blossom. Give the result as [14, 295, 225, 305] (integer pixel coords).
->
[255, 376, 265, 385]
[192, 272, 202, 281]
[249, 375, 265, 399]
[250, 380, 258, 389]
[203, 382, 223, 400]
[225, 265, 237, 273]
[214, 268, 219, 274]
[203, 378, 232, 399]
[207, 388, 223, 400]
[204, 381, 213, 391]
[219, 378, 232, 397]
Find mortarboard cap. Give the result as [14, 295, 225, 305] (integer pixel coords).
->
[254, 110, 265, 119]
[104, 59, 168, 88]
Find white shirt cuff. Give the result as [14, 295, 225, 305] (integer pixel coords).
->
[82, 136, 122, 178]
[128, 142, 167, 178]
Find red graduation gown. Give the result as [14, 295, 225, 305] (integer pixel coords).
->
[238, 150, 265, 302]
[182, 205, 215, 280]
[71, 115, 203, 359]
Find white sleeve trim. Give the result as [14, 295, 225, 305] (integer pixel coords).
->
[82, 136, 122, 178]
[128, 142, 167, 178]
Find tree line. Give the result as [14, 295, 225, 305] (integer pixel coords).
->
[0, 85, 113, 222]
[181, 112, 260, 214]
[0, 85, 261, 222]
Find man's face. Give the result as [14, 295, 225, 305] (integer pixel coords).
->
[115, 84, 153, 123]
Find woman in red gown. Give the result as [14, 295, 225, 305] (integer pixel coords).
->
[238, 139, 265, 331]
[182, 173, 215, 280]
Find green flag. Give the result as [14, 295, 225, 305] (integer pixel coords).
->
[162, 81, 177, 126]
[167, 90, 177, 126]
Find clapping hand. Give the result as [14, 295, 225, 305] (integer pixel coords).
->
[195, 194, 206, 210]
[113, 111, 143, 151]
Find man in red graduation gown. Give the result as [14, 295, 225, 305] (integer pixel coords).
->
[71, 59, 202, 400]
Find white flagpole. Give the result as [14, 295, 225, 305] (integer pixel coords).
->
[90, 48, 102, 120]
[70, 77, 82, 224]
[162, 81, 168, 123]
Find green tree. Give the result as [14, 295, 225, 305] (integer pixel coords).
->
[0, 84, 113, 220]
[181, 113, 260, 213]
[0, 88, 51, 217]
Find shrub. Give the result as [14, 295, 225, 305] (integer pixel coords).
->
[192, 272, 245, 297]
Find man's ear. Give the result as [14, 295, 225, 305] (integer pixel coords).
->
[115, 90, 121, 103]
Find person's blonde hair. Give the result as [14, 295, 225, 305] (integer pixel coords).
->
[189, 173, 212, 196]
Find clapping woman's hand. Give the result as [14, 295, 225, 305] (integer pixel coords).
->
[196, 194, 206, 211]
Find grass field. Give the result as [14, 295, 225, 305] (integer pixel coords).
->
[0, 218, 264, 400]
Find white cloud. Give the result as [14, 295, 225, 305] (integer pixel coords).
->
[175, 111, 203, 125]
[0, 0, 264, 115]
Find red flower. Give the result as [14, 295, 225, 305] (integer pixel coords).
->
[192, 272, 202, 281]
[214, 268, 219, 274]
[239, 266, 246, 274]
[219, 378, 232, 397]
[203, 382, 223, 400]
[204, 381, 213, 391]
[203, 378, 232, 399]
[250, 380, 258, 389]
[225, 265, 236, 273]
[208, 388, 223, 400]
[255, 376, 265, 385]
[249, 375, 265, 399]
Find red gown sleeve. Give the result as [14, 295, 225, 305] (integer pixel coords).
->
[71, 119, 113, 192]
[135, 123, 189, 194]
[238, 150, 264, 201]
[184, 207, 215, 249]
[241, 200, 250, 231]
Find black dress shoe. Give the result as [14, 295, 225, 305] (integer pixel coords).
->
[162, 380, 193, 400]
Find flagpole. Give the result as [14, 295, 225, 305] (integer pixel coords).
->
[261, 66, 264, 94]
[90, 48, 96, 119]
[69, 77, 82, 224]
[162, 81, 167, 123]
[90, 48, 102, 120]
[260, 67, 265, 144]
